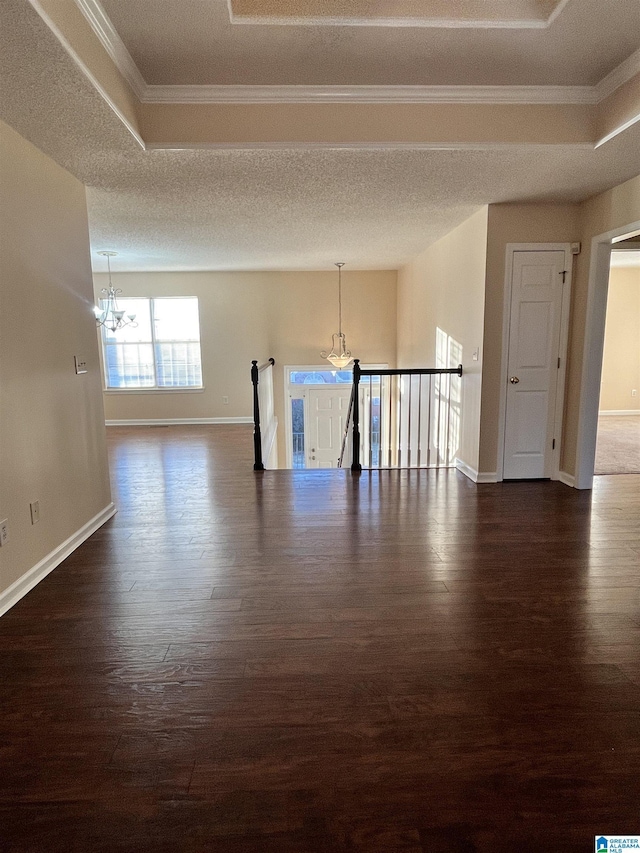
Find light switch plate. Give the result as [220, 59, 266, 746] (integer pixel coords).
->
[74, 356, 88, 374]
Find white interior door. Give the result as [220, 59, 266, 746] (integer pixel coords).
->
[503, 250, 566, 479]
[307, 388, 351, 468]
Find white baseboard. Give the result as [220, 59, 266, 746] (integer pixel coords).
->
[476, 471, 499, 484]
[455, 459, 498, 484]
[0, 503, 116, 618]
[557, 470, 576, 488]
[105, 417, 253, 426]
[598, 409, 640, 416]
[455, 459, 478, 482]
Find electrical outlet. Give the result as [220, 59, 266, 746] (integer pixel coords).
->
[0, 519, 8, 546]
[30, 501, 40, 524]
[632, 389, 637, 398]
[222, 396, 229, 404]
[74, 356, 88, 375]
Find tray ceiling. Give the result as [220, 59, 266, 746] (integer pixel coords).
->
[98, 0, 640, 86]
[1, 0, 639, 270]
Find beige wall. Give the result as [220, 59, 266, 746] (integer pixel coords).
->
[95, 269, 397, 463]
[599, 266, 640, 412]
[397, 207, 488, 474]
[479, 203, 581, 475]
[0, 121, 112, 601]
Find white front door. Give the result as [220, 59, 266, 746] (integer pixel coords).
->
[307, 388, 352, 468]
[503, 250, 567, 479]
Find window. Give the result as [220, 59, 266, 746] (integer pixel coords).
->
[288, 369, 353, 385]
[101, 297, 203, 389]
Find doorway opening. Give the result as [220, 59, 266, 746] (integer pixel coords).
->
[594, 241, 640, 476]
[575, 221, 640, 489]
[284, 365, 387, 469]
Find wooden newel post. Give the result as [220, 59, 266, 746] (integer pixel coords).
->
[351, 359, 362, 472]
[251, 360, 264, 471]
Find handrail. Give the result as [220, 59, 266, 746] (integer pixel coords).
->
[251, 358, 275, 471]
[358, 366, 463, 377]
[351, 359, 463, 472]
[257, 358, 275, 373]
[337, 384, 356, 468]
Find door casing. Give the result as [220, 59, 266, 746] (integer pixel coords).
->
[497, 243, 573, 482]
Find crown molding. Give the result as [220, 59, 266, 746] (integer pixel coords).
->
[72, 0, 637, 108]
[145, 141, 595, 152]
[595, 46, 640, 102]
[226, 0, 571, 29]
[142, 84, 597, 105]
[227, 15, 551, 29]
[74, 0, 146, 99]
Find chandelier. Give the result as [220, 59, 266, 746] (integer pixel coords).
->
[94, 251, 137, 332]
[321, 262, 353, 369]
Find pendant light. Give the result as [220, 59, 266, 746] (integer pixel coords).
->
[321, 262, 353, 369]
[94, 251, 137, 332]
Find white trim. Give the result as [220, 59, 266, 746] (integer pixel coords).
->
[104, 388, 205, 395]
[455, 458, 478, 481]
[229, 16, 552, 29]
[26, 0, 145, 149]
[142, 84, 597, 105]
[595, 46, 640, 102]
[497, 244, 572, 483]
[226, 0, 564, 30]
[552, 249, 573, 481]
[545, 0, 571, 26]
[33, 3, 638, 126]
[599, 409, 640, 416]
[105, 417, 253, 426]
[595, 111, 640, 149]
[557, 470, 575, 488]
[476, 471, 499, 484]
[575, 220, 640, 490]
[144, 141, 595, 152]
[74, 0, 146, 99]
[456, 460, 499, 483]
[0, 503, 116, 618]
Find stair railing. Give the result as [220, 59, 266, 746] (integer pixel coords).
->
[350, 360, 463, 472]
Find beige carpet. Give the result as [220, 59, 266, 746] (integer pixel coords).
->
[595, 414, 640, 475]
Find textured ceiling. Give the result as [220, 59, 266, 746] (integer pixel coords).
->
[99, 0, 640, 85]
[2, 0, 640, 272]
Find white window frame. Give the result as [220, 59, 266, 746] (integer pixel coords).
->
[100, 296, 204, 392]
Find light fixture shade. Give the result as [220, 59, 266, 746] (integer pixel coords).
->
[321, 263, 354, 369]
[327, 354, 353, 369]
[94, 251, 138, 333]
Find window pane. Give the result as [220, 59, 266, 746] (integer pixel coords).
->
[105, 344, 155, 388]
[153, 298, 200, 342]
[291, 398, 305, 469]
[155, 342, 202, 387]
[102, 298, 152, 343]
[289, 370, 353, 384]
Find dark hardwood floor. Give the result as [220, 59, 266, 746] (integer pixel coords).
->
[1, 425, 639, 852]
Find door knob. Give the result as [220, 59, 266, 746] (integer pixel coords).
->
[509, 376, 520, 384]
